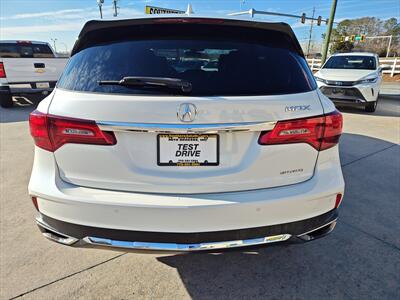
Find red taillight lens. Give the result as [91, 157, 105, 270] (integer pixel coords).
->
[29, 110, 116, 152]
[0, 62, 6, 78]
[31, 196, 39, 211]
[334, 193, 343, 209]
[29, 110, 53, 151]
[320, 111, 343, 150]
[258, 111, 343, 151]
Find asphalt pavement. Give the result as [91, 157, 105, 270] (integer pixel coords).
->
[0, 84, 399, 299]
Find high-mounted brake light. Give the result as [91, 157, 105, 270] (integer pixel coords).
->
[154, 18, 225, 24]
[0, 62, 6, 78]
[16, 40, 32, 44]
[258, 111, 342, 151]
[29, 110, 116, 152]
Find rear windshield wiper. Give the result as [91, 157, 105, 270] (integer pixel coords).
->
[98, 76, 192, 93]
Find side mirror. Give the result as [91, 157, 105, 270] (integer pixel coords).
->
[380, 64, 391, 71]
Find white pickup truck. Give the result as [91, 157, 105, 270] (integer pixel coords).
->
[0, 40, 68, 108]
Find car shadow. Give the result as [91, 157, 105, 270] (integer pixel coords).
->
[155, 133, 398, 299]
[0, 95, 44, 123]
[335, 95, 399, 118]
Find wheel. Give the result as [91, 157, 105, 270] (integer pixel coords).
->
[365, 100, 377, 113]
[0, 92, 13, 108]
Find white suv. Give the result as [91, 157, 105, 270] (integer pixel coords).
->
[29, 17, 344, 251]
[314, 52, 383, 112]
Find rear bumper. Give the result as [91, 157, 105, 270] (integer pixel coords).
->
[318, 83, 379, 103]
[36, 209, 338, 252]
[29, 145, 344, 251]
[0, 82, 56, 95]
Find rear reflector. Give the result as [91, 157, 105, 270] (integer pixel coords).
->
[31, 196, 39, 211]
[0, 62, 6, 78]
[334, 193, 343, 208]
[258, 110, 343, 151]
[29, 110, 116, 152]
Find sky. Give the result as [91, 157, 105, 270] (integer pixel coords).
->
[1, 0, 399, 52]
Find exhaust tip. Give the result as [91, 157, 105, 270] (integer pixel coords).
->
[297, 220, 337, 241]
[36, 220, 78, 246]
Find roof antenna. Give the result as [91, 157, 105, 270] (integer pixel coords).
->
[186, 3, 194, 15]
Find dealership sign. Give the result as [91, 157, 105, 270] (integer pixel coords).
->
[145, 5, 185, 14]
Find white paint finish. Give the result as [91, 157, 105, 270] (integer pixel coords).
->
[49, 88, 324, 193]
[0, 57, 67, 83]
[29, 146, 344, 232]
[315, 69, 378, 82]
[50, 89, 323, 123]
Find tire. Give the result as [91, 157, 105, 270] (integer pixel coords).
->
[0, 92, 13, 108]
[365, 100, 377, 113]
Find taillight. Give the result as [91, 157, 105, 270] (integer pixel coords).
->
[29, 110, 116, 152]
[0, 62, 6, 78]
[258, 110, 342, 151]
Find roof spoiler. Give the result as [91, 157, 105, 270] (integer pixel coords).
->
[71, 17, 304, 57]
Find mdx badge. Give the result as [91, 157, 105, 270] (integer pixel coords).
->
[285, 105, 311, 112]
[177, 103, 197, 122]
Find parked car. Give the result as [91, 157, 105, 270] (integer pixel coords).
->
[314, 52, 385, 112]
[0, 40, 68, 108]
[29, 16, 344, 252]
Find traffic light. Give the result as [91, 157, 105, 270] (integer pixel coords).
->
[350, 35, 356, 42]
[360, 34, 366, 42]
[301, 13, 306, 24]
[317, 16, 322, 26]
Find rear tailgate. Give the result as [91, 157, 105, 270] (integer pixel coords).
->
[50, 89, 323, 194]
[49, 17, 323, 194]
[2, 58, 68, 83]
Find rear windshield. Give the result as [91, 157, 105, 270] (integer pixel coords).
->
[0, 43, 54, 58]
[323, 55, 376, 70]
[58, 25, 316, 96]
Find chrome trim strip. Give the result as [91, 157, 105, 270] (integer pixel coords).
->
[36, 218, 79, 246]
[97, 121, 276, 133]
[296, 219, 337, 241]
[297, 219, 337, 236]
[84, 234, 292, 251]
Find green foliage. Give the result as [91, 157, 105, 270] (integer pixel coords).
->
[324, 17, 399, 56]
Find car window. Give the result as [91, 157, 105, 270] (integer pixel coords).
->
[0, 43, 54, 58]
[0, 43, 20, 58]
[323, 55, 376, 70]
[58, 25, 316, 96]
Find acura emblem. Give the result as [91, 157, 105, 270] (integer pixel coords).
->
[177, 103, 197, 122]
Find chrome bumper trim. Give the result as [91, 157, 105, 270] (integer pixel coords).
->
[36, 218, 79, 246]
[97, 121, 276, 133]
[296, 219, 337, 241]
[83, 234, 292, 251]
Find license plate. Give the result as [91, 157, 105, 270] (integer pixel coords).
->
[332, 88, 345, 94]
[36, 82, 50, 88]
[157, 134, 219, 166]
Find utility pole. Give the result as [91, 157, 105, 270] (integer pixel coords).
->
[306, 7, 316, 58]
[50, 38, 57, 53]
[321, 0, 338, 64]
[97, 0, 104, 19]
[113, 0, 119, 17]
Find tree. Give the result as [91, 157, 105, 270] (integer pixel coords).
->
[324, 17, 399, 56]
